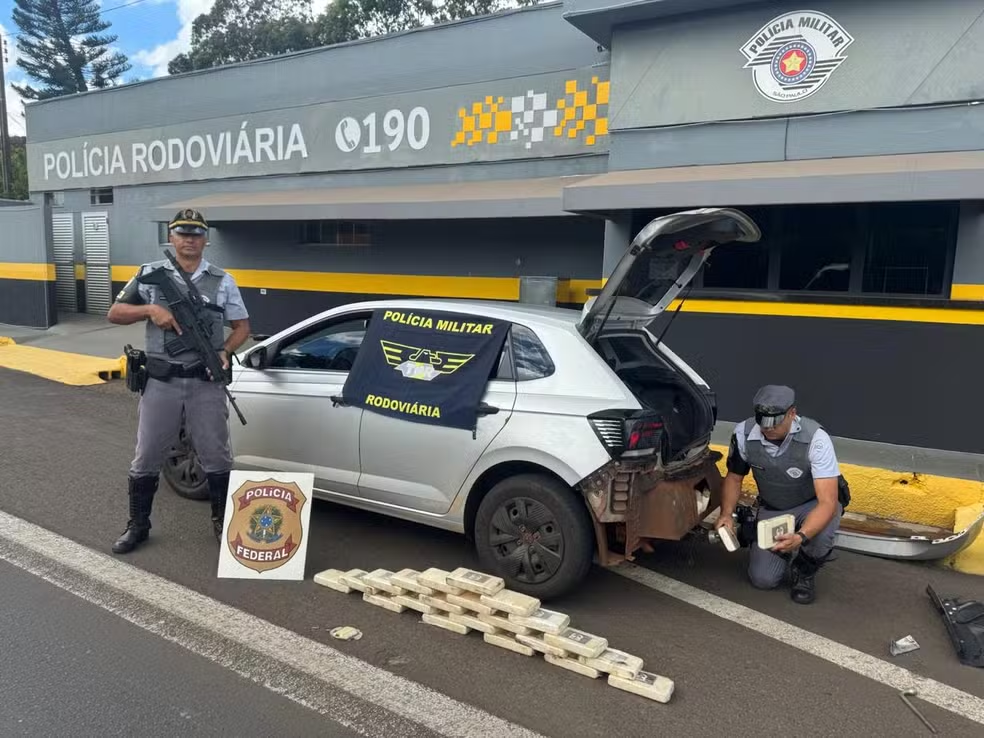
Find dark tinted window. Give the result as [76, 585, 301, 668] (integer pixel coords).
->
[270, 318, 367, 371]
[511, 324, 554, 381]
[862, 202, 956, 296]
[778, 205, 857, 292]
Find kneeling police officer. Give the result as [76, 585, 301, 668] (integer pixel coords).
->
[715, 385, 844, 604]
[108, 209, 251, 554]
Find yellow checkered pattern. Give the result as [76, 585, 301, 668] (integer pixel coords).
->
[553, 76, 610, 146]
[452, 96, 514, 147]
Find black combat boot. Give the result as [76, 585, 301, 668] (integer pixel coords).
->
[790, 549, 828, 605]
[207, 471, 231, 541]
[112, 475, 158, 554]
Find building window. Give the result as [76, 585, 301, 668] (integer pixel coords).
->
[691, 201, 957, 299]
[778, 205, 857, 293]
[861, 202, 956, 296]
[301, 221, 371, 245]
[49, 192, 65, 207]
[90, 187, 114, 205]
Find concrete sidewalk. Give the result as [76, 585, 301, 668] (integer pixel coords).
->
[0, 312, 144, 359]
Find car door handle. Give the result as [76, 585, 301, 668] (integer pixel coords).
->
[330, 395, 349, 407]
[477, 402, 499, 416]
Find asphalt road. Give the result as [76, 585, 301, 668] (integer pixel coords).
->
[2, 366, 984, 737]
[0, 559, 362, 738]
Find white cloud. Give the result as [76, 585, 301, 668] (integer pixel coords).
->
[132, 0, 215, 78]
[133, 0, 330, 79]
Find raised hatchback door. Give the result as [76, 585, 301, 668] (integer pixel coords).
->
[576, 207, 761, 344]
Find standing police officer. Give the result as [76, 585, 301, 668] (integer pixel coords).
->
[715, 385, 843, 604]
[108, 209, 251, 554]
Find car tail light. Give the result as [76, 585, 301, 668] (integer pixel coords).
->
[625, 419, 664, 456]
[588, 411, 665, 459]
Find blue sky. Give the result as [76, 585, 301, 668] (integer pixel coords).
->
[0, 0, 331, 137]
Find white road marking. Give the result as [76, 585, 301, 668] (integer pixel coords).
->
[613, 561, 984, 726]
[0, 511, 542, 738]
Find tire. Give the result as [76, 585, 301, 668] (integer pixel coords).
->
[161, 415, 209, 501]
[474, 474, 595, 600]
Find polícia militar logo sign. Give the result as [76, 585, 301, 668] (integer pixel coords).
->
[740, 10, 853, 103]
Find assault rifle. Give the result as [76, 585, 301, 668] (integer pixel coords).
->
[137, 249, 247, 425]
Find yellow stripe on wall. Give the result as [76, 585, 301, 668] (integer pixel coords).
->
[951, 284, 984, 301]
[0, 263, 55, 281]
[107, 265, 984, 326]
[75, 265, 86, 281]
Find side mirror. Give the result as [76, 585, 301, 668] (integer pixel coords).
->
[244, 345, 268, 369]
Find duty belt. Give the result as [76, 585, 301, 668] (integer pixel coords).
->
[146, 356, 209, 381]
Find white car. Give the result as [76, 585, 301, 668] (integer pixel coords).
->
[163, 208, 762, 598]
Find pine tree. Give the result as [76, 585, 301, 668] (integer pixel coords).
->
[11, 0, 132, 100]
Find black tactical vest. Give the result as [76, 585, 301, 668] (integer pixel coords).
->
[742, 416, 822, 510]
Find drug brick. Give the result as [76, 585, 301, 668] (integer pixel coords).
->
[478, 612, 532, 636]
[420, 594, 466, 615]
[515, 633, 568, 657]
[479, 589, 540, 617]
[363, 592, 406, 614]
[418, 568, 465, 595]
[447, 567, 505, 596]
[509, 608, 570, 635]
[446, 591, 496, 615]
[581, 649, 644, 679]
[313, 569, 351, 593]
[608, 672, 675, 703]
[340, 569, 376, 594]
[484, 632, 535, 656]
[449, 612, 499, 634]
[423, 613, 470, 635]
[544, 653, 601, 678]
[391, 569, 435, 597]
[544, 628, 608, 659]
[393, 595, 436, 614]
[363, 569, 406, 596]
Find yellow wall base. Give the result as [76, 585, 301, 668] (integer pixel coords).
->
[710, 444, 984, 575]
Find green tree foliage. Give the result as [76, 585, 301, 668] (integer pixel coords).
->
[170, 0, 546, 73]
[11, 0, 132, 100]
[168, 0, 321, 75]
[1, 137, 30, 200]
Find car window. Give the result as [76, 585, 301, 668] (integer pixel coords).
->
[510, 324, 555, 381]
[269, 318, 367, 372]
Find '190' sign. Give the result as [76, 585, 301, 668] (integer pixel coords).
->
[335, 108, 430, 155]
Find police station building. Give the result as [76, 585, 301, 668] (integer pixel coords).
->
[3, 0, 984, 457]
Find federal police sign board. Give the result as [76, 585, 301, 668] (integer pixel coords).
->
[341, 309, 510, 431]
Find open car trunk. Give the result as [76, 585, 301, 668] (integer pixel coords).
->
[593, 330, 716, 470]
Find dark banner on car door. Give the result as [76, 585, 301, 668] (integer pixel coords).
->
[341, 308, 510, 431]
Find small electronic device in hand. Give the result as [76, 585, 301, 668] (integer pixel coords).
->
[757, 514, 796, 549]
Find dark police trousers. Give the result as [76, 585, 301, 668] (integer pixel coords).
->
[749, 499, 843, 589]
[131, 375, 232, 476]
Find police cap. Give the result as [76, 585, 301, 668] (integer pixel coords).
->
[753, 384, 795, 415]
[168, 208, 208, 235]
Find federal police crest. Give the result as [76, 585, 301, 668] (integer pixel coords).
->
[740, 10, 853, 103]
[227, 479, 307, 573]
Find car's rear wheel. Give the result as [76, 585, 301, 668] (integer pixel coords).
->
[474, 474, 594, 600]
[161, 415, 208, 501]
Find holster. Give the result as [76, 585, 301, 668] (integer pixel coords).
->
[928, 584, 984, 667]
[123, 344, 148, 394]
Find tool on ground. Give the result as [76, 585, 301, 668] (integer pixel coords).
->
[900, 689, 937, 734]
[890, 635, 921, 656]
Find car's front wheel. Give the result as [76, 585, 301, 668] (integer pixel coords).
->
[474, 474, 595, 600]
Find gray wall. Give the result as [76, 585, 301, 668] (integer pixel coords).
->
[25, 3, 605, 143]
[954, 202, 984, 285]
[0, 203, 53, 328]
[609, 0, 984, 129]
[74, 154, 609, 269]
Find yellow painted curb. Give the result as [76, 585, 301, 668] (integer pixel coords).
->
[0, 343, 125, 385]
[710, 444, 984, 575]
[0, 336, 15, 347]
[947, 504, 984, 575]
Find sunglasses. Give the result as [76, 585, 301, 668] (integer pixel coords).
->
[755, 411, 788, 429]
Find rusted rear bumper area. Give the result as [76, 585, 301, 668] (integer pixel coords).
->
[578, 450, 724, 567]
